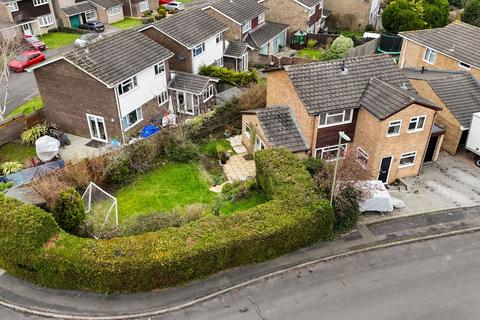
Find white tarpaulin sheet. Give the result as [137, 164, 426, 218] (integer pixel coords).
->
[35, 135, 60, 162]
[358, 180, 394, 212]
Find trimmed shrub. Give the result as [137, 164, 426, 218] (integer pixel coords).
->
[199, 65, 259, 87]
[322, 35, 354, 60]
[53, 188, 86, 234]
[332, 186, 360, 234]
[0, 149, 333, 293]
[165, 141, 200, 162]
[303, 157, 324, 176]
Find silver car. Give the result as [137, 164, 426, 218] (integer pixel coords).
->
[164, 1, 185, 11]
[74, 33, 102, 48]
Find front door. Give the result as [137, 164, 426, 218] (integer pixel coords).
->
[70, 15, 81, 28]
[378, 156, 392, 184]
[424, 135, 439, 162]
[87, 114, 108, 142]
[22, 23, 33, 36]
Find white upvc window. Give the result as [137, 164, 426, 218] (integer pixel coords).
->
[215, 33, 222, 44]
[192, 43, 205, 57]
[38, 15, 53, 27]
[356, 147, 368, 167]
[318, 109, 353, 128]
[138, 0, 149, 12]
[315, 144, 347, 160]
[203, 84, 214, 102]
[108, 5, 121, 15]
[423, 48, 436, 64]
[117, 76, 138, 96]
[255, 136, 265, 151]
[8, 2, 18, 12]
[258, 13, 265, 24]
[399, 151, 417, 168]
[459, 61, 471, 70]
[122, 107, 143, 131]
[245, 122, 252, 138]
[158, 90, 169, 105]
[387, 120, 402, 137]
[214, 57, 223, 66]
[33, 0, 48, 6]
[408, 115, 426, 133]
[154, 61, 165, 76]
[242, 20, 251, 33]
[85, 10, 97, 21]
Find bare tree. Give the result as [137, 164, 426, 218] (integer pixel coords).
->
[0, 18, 26, 121]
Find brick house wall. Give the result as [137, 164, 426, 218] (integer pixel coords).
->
[266, 69, 316, 153]
[242, 113, 270, 153]
[409, 79, 463, 155]
[95, 6, 124, 24]
[203, 8, 242, 42]
[34, 59, 123, 140]
[325, 0, 371, 30]
[399, 40, 480, 81]
[141, 27, 193, 73]
[262, 0, 309, 37]
[353, 104, 437, 183]
[0, 3, 14, 23]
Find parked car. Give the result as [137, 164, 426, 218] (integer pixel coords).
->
[466, 112, 480, 167]
[164, 1, 184, 11]
[159, 0, 173, 4]
[78, 21, 105, 32]
[22, 35, 46, 51]
[75, 33, 102, 48]
[8, 50, 46, 72]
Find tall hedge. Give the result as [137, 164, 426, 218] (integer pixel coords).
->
[0, 149, 333, 293]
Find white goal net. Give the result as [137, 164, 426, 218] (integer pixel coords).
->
[82, 182, 118, 238]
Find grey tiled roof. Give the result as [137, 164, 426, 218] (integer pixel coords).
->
[400, 21, 480, 68]
[89, 0, 122, 9]
[427, 74, 480, 128]
[359, 77, 438, 120]
[401, 67, 466, 81]
[297, 0, 322, 8]
[244, 21, 289, 49]
[243, 106, 309, 152]
[61, 1, 96, 16]
[224, 41, 248, 58]
[210, 0, 265, 23]
[285, 55, 414, 115]
[168, 71, 218, 95]
[153, 8, 227, 48]
[64, 29, 173, 87]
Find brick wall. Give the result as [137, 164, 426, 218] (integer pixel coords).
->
[0, 111, 44, 146]
[409, 79, 462, 155]
[353, 104, 437, 183]
[325, 0, 371, 30]
[263, 0, 308, 36]
[400, 40, 480, 81]
[141, 27, 193, 73]
[241, 113, 270, 153]
[203, 8, 241, 42]
[34, 59, 122, 140]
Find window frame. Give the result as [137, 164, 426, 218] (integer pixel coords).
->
[245, 122, 252, 138]
[157, 90, 169, 105]
[255, 135, 265, 151]
[315, 144, 348, 161]
[121, 107, 143, 131]
[38, 14, 53, 27]
[356, 147, 368, 168]
[242, 20, 251, 33]
[192, 43, 205, 57]
[154, 61, 165, 76]
[8, 1, 18, 12]
[318, 109, 354, 128]
[459, 61, 471, 70]
[202, 84, 214, 102]
[117, 76, 138, 96]
[399, 151, 417, 168]
[387, 119, 402, 137]
[33, 0, 48, 6]
[407, 115, 426, 133]
[215, 33, 222, 44]
[138, 0, 149, 12]
[108, 5, 121, 16]
[258, 13, 265, 24]
[85, 9, 97, 22]
[423, 48, 436, 64]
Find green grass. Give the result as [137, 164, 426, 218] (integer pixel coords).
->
[340, 31, 365, 38]
[297, 47, 325, 60]
[220, 192, 267, 215]
[116, 163, 217, 219]
[7, 96, 43, 118]
[110, 18, 143, 30]
[41, 32, 79, 49]
[0, 141, 36, 165]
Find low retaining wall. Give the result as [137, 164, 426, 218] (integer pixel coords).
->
[0, 110, 44, 146]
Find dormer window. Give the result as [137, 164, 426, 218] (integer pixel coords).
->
[258, 13, 265, 24]
[242, 20, 251, 33]
[193, 43, 205, 57]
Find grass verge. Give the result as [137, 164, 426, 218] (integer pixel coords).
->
[110, 18, 143, 30]
[42, 32, 79, 49]
[7, 96, 43, 118]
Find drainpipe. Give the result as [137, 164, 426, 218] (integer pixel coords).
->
[128, 0, 133, 17]
[113, 88, 126, 145]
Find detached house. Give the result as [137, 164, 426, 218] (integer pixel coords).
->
[203, 0, 288, 64]
[30, 29, 173, 144]
[261, 0, 329, 35]
[0, 0, 56, 39]
[53, 0, 123, 29]
[243, 55, 442, 184]
[403, 68, 480, 155]
[141, 8, 228, 75]
[399, 21, 480, 81]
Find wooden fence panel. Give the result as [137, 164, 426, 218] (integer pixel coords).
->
[0, 110, 44, 146]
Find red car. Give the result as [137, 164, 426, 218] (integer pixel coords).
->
[159, 0, 172, 4]
[23, 35, 46, 51]
[8, 50, 46, 72]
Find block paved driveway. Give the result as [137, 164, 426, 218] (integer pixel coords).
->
[388, 152, 480, 217]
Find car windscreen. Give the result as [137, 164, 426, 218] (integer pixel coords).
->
[15, 54, 28, 62]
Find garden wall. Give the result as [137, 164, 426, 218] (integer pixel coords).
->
[0, 110, 44, 146]
[0, 149, 334, 293]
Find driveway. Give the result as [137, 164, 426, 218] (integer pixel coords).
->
[387, 152, 480, 217]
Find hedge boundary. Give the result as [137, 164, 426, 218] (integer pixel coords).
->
[0, 149, 333, 293]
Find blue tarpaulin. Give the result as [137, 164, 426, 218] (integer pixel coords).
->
[5, 159, 65, 187]
[140, 125, 160, 139]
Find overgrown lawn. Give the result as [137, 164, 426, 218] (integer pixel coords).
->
[0, 141, 36, 165]
[110, 18, 143, 30]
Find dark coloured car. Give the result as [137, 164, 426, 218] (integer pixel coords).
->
[23, 35, 46, 51]
[78, 21, 105, 32]
[8, 50, 46, 72]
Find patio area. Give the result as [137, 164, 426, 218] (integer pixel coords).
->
[58, 134, 111, 163]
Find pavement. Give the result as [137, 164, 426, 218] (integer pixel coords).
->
[0, 206, 480, 319]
